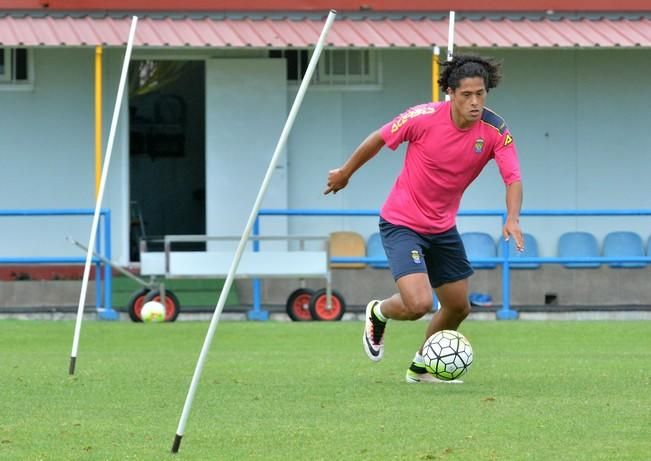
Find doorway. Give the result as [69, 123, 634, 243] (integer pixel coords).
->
[128, 60, 206, 260]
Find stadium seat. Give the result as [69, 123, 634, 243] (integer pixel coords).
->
[366, 232, 389, 269]
[497, 233, 541, 269]
[328, 231, 367, 269]
[557, 231, 600, 268]
[603, 231, 646, 268]
[461, 232, 497, 269]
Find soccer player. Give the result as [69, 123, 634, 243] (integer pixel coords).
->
[323, 55, 524, 383]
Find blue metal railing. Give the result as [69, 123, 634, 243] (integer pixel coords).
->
[253, 208, 651, 320]
[0, 208, 115, 319]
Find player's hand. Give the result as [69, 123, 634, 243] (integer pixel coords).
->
[324, 168, 349, 195]
[503, 218, 524, 252]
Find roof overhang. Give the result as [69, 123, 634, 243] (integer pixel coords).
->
[5, 0, 651, 12]
[1, 13, 650, 48]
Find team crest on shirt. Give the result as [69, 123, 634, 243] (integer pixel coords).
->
[473, 138, 485, 154]
[411, 250, 421, 264]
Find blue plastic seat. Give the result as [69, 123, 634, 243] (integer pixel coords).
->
[497, 233, 541, 269]
[603, 231, 646, 268]
[558, 231, 600, 268]
[461, 232, 497, 269]
[366, 232, 389, 269]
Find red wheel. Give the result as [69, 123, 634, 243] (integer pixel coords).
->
[286, 288, 315, 321]
[309, 289, 346, 321]
[127, 288, 150, 322]
[143, 289, 181, 322]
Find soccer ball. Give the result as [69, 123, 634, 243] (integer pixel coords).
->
[140, 300, 166, 323]
[422, 330, 473, 381]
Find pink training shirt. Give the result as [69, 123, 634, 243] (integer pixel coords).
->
[379, 101, 521, 234]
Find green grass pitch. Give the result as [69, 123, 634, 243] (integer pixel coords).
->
[1, 320, 650, 460]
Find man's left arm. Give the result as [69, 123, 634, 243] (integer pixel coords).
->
[504, 181, 524, 251]
[493, 126, 523, 251]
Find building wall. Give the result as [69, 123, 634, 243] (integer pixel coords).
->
[1, 47, 650, 265]
[205, 58, 289, 251]
[0, 47, 129, 263]
[285, 48, 651, 257]
[465, 49, 651, 254]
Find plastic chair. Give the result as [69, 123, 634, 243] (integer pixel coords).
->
[557, 231, 600, 268]
[603, 231, 646, 268]
[329, 231, 367, 269]
[461, 232, 497, 269]
[497, 233, 541, 269]
[366, 232, 389, 269]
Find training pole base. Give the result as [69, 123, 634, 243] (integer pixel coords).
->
[171, 434, 183, 453]
[246, 309, 269, 321]
[97, 308, 120, 321]
[496, 308, 519, 320]
[68, 356, 77, 375]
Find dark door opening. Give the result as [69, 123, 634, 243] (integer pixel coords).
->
[128, 60, 206, 260]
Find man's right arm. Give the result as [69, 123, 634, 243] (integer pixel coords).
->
[323, 130, 385, 195]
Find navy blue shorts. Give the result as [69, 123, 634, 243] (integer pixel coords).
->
[379, 218, 474, 288]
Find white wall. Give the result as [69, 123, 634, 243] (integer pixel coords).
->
[0, 48, 129, 262]
[286, 49, 433, 244]
[1, 47, 650, 264]
[205, 59, 288, 251]
[459, 49, 651, 254]
[285, 48, 651, 256]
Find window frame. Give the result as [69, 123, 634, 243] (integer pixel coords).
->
[0, 48, 9, 82]
[316, 49, 379, 87]
[271, 48, 382, 91]
[0, 47, 34, 91]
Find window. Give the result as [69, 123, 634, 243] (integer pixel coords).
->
[0, 49, 7, 81]
[318, 49, 378, 85]
[269, 48, 381, 89]
[0, 48, 31, 85]
[269, 49, 309, 81]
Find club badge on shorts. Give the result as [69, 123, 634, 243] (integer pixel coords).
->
[411, 250, 421, 264]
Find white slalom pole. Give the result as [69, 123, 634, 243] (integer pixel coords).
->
[69, 16, 138, 375]
[170, 9, 337, 455]
[447, 10, 456, 62]
[445, 10, 456, 102]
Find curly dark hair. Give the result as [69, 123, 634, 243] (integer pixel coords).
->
[438, 55, 502, 93]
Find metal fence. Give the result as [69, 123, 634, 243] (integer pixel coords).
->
[255, 208, 651, 319]
[0, 208, 114, 318]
